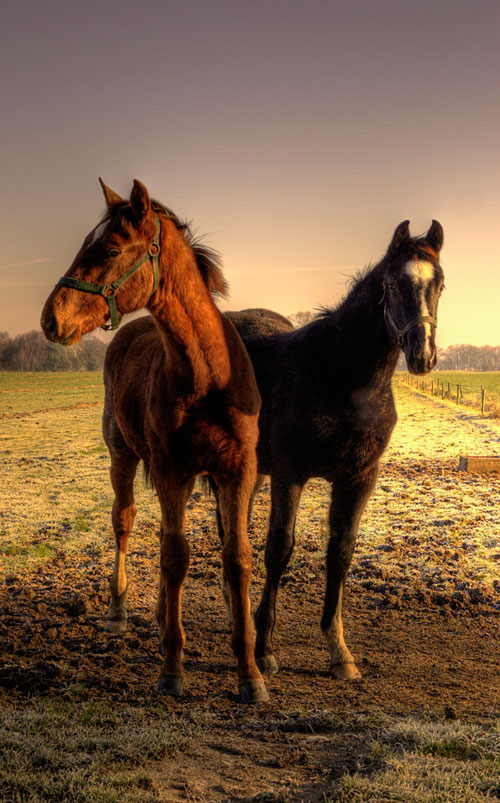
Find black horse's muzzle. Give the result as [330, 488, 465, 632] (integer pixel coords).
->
[384, 304, 437, 375]
[403, 324, 437, 375]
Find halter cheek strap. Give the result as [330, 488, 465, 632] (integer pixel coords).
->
[384, 304, 437, 347]
[57, 216, 161, 331]
[381, 283, 437, 347]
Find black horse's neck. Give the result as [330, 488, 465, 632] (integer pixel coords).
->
[301, 261, 400, 393]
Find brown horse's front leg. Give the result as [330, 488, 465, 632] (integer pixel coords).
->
[155, 479, 192, 697]
[322, 466, 378, 680]
[219, 476, 269, 704]
[213, 473, 266, 630]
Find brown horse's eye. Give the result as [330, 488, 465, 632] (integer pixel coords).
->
[107, 248, 121, 258]
[440, 284, 445, 294]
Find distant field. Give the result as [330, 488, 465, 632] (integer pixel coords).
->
[397, 371, 500, 415]
[0, 371, 104, 415]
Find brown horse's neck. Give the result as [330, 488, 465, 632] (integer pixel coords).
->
[147, 218, 230, 397]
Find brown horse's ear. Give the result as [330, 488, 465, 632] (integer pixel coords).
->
[426, 220, 444, 253]
[98, 178, 123, 208]
[388, 220, 411, 254]
[130, 179, 151, 221]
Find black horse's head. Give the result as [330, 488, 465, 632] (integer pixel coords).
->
[383, 220, 445, 374]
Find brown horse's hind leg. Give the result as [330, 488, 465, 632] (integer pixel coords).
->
[155, 477, 193, 697]
[218, 470, 269, 703]
[254, 477, 303, 674]
[106, 450, 139, 633]
[321, 466, 378, 680]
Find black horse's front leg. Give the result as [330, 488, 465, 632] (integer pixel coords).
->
[254, 476, 303, 674]
[321, 466, 379, 679]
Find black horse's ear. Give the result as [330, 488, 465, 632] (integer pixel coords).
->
[426, 220, 444, 253]
[99, 178, 123, 208]
[130, 179, 151, 221]
[388, 220, 411, 253]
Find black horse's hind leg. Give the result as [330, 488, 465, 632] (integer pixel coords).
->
[321, 466, 378, 679]
[212, 474, 266, 627]
[254, 477, 303, 673]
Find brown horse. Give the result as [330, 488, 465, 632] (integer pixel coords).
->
[40, 178, 268, 703]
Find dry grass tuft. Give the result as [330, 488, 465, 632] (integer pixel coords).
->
[327, 717, 500, 802]
[0, 700, 195, 802]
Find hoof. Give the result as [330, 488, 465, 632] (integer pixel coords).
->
[105, 617, 127, 634]
[330, 662, 361, 680]
[239, 679, 269, 703]
[256, 654, 279, 675]
[157, 674, 184, 697]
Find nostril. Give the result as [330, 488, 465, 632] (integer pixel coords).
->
[412, 343, 424, 361]
[41, 314, 59, 342]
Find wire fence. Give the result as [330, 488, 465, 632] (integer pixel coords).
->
[396, 373, 500, 418]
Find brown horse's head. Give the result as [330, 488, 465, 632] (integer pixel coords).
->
[41, 179, 160, 345]
[383, 220, 445, 375]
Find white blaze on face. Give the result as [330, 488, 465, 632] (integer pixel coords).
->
[87, 221, 108, 248]
[404, 260, 435, 360]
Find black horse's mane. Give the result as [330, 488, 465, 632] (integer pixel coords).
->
[316, 235, 441, 321]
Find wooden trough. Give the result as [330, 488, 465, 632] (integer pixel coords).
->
[458, 456, 500, 473]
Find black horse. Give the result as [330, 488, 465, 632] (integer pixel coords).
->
[214, 220, 445, 680]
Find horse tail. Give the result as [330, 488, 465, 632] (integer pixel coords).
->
[142, 459, 155, 490]
[197, 475, 214, 496]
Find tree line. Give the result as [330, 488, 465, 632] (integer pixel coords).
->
[0, 330, 107, 372]
[435, 344, 500, 371]
[1, 323, 499, 373]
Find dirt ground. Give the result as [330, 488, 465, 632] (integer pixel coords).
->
[1, 383, 499, 801]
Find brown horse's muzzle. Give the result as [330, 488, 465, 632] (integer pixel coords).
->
[40, 294, 81, 345]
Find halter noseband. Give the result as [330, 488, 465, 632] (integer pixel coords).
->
[57, 216, 161, 331]
[382, 283, 437, 347]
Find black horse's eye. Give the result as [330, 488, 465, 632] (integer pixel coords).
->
[107, 247, 121, 258]
[388, 281, 397, 292]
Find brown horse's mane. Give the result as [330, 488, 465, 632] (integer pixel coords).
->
[103, 199, 229, 300]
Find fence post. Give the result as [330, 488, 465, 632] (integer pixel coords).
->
[481, 386, 485, 416]
[441, 382, 444, 399]
[456, 385, 460, 405]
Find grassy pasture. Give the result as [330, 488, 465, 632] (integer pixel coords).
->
[433, 371, 500, 407]
[398, 370, 500, 416]
[0, 371, 104, 416]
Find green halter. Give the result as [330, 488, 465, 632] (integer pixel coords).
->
[57, 216, 161, 331]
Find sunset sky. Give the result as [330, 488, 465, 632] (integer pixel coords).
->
[1, 0, 498, 347]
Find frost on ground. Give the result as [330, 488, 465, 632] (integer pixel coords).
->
[1, 379, 499, 802]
